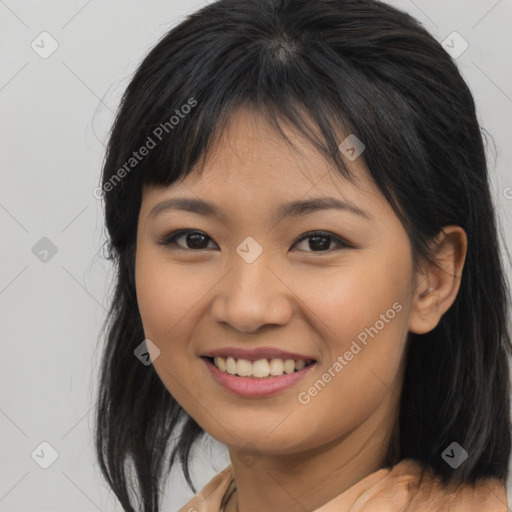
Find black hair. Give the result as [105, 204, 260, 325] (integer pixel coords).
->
[94, 0, 512, 510]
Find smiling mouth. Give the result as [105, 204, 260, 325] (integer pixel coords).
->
[202, 356, 316, 378]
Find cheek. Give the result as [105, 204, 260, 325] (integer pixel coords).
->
[135, 249, 211, 410]
[135, 248, 205, 343]
[289, 254, 412, 422]
[292, 253, 411, 355]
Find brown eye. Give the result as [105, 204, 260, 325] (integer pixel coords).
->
[159, 229, 218, 250]
[292, 231, 352, 252]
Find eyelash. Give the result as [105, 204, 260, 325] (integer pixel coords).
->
[158, 229, 354, 253]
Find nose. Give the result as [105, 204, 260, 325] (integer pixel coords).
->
[210, 252, 294, 333]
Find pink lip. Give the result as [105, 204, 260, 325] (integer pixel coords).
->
[201, 346, 316, 362]
[201, 357, 317, 397]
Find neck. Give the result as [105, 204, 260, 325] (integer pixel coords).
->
[226, 392, 399, 512]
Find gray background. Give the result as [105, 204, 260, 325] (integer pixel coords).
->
[1, 0, 511, 510]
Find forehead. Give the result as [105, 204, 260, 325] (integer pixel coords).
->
[140, 105, 389, 222]
[176, 106, 371, 188]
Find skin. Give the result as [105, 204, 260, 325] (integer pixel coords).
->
[135, 105, 470, 512]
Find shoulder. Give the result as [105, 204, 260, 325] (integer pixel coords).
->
[314, 458, 508, 511]
[370, 459, 508, 512]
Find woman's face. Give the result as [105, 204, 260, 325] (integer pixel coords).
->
[135, 106, 419, 455]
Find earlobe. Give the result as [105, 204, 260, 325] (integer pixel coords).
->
[409, 226, 467, 335]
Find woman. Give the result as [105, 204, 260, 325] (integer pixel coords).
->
[94, 0, 511, 510]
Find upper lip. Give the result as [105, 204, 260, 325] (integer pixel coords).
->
[201, 346, 317, 362]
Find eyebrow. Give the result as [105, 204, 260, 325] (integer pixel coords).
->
[149, 196, 372, 223]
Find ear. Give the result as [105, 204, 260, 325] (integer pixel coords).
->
[409, 226, 468, 335]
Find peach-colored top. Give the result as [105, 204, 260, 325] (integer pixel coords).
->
[177, 460, 508, 512]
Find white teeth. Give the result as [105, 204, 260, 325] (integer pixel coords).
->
[215, 356, 226, 372]
[236, 358, 252, 376]
[252, 359, 270, 378]
[269, 358, 284, 375]
[295, 359, 305, 370]
[283, 359, 295, 374]
[226, 356, 237, 375]
[211, 356, 313, 377]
